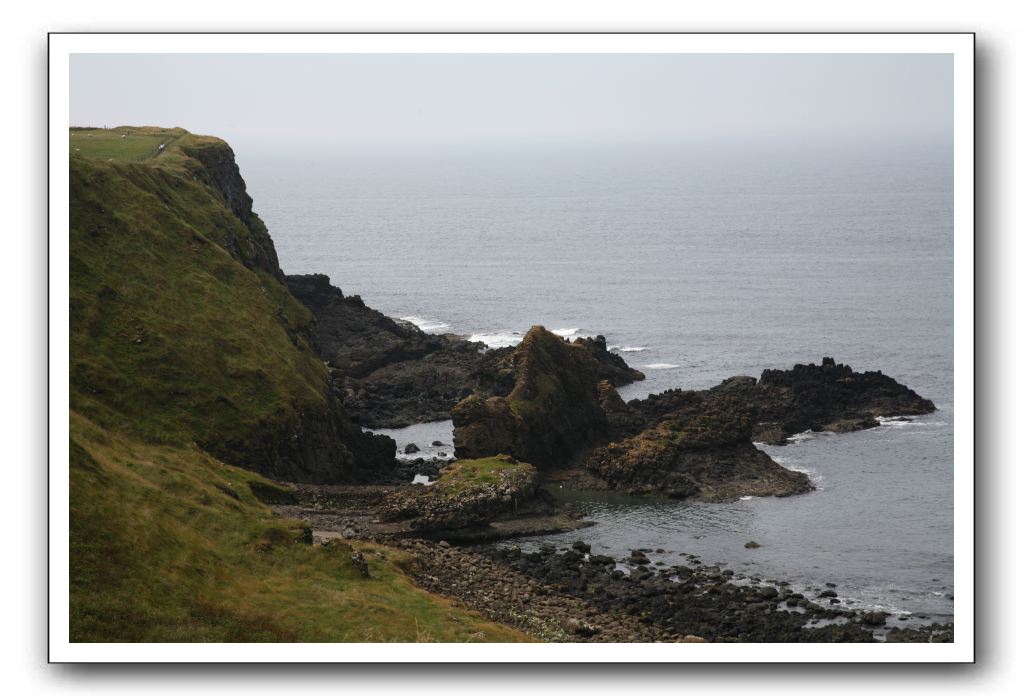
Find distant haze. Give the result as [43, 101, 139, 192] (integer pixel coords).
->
[70, 53, 952, 152]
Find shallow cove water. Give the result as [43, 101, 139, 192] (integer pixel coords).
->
[242, 141, 954, 628]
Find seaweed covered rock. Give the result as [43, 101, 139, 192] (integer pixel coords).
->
[587, 390, 813, 500]
[379, 455, 539, 531]
[452, 326, 611, 469]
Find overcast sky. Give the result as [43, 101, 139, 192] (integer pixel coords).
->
[70, 53, 952, 150]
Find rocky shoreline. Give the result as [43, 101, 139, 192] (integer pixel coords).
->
[264, 477, 952, 643]
[359, 531, 953, 643]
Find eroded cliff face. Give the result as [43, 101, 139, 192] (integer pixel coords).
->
[177, 137, 285, 280]
[70, 131, 395, 483]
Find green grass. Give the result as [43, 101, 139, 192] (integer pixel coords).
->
[70, 412, 528, 642]
[70, 126, 186, 162]
[433, 456, 533, 495]
[70, 135, 329, 454]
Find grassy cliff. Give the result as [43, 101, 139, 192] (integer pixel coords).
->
[68, 127, 525, 642]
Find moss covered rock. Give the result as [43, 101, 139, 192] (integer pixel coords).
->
[379, 455, 539, 531]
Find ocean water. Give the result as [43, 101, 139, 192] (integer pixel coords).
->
[241, 141, 954, 625]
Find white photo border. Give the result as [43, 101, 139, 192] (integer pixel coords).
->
[48, 31, 975, 663]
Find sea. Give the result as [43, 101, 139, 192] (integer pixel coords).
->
[240, 140, 954, 627]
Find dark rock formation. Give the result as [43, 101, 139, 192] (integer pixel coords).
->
[586, 389, 813, 500]
[452, 326, 611, 469]
[751, 358, 936, 442]
[285, 276, 647, 430]
[571, 335, 645, 386]
[286, 273, 492, 427]
[627, 360, 934, 448]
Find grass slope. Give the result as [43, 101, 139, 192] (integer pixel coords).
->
[70, 131, 343, 470]
[70, 412, 525, 642]
[68, 128, 524, 642]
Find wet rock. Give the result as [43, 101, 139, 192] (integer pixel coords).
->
[862, 611, 889, 626]
[404, 443, 421, 454]
[744, 541, 761, 549]
[571, 540, 592, 553]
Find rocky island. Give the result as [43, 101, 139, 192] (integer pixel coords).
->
[68, 127, 945, 643]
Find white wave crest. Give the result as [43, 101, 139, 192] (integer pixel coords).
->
[609, 345, 648, 353]
[468, 331, 524, 348]
[642, 363, 680, 370]
[551, 327, 581, 337]
[400, 316, 451, 333]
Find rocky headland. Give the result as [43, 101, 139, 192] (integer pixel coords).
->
[69, 126, 945, 643]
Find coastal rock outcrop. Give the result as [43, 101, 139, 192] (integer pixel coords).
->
[586, 389, 813, 500]
[628, 360, 935, 445]
[286, 275, 647, 430]
[452, 326, 611, 469]
[571, 335, 645, 387]
[749, 357, 936, 443]
[286, 273, 492, 427]
[378, 455, 541, 532]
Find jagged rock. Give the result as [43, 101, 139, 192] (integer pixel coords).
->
[587, 390, 813, 500]
[571, 335, 645, 386]
[742, 358, 936, 443]
[286, 281, 645, 430]
[597, 380, 647, 439]
[404, 443, 420, 454]
[452, 326, 612, 469]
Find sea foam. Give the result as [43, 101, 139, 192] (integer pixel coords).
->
[468, 331, 524, 348]
[400, 316, 451, 333]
